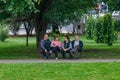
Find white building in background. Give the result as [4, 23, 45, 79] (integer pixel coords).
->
[112, 11, 120, 20]
[58, 15, 86, 34]
[9, 24, 35, 36]
[59, 23, 73, 33]
[9, 16, 87, 36]
[73, 15, 86, 34]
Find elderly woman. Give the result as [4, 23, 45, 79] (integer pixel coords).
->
[61, 36, 73, 59]
[50, 37, 62, 60]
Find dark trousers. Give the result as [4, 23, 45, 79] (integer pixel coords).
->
[51, 46, 60, 58]
[61, 49, 73, 59]
[41, 49, 50, 59]
[72, 46, 82, 59]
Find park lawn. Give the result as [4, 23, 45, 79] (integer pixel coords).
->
[0, 37, 37, 59]
[0, 36, 120, 59]
[0, 62, 120, 80]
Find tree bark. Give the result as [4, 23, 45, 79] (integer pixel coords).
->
[26, 32, 29, 46]
[24, 20, 34, 46]
[35, 18, 48, 56]
[34, 0, 53, 56]
[24, 22, 29, 46]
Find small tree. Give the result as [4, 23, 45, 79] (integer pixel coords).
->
[0, 22, 9, 42]
[103, 14, 117, 46]
[94, 14, 117, 45]
[95, 17, 104, 43]
[86, 16, 96, 39]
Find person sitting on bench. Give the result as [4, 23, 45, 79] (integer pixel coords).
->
[50, 37, 62, 60]
[71, 35, 83, 59]
[61, 36, 73, 59]
[40, 34, 51, 59]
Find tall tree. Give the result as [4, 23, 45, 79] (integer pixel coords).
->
[0, 0, 96, 55]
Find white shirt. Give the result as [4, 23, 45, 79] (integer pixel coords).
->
[74, 41, 79, 47]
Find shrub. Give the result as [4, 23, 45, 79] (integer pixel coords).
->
[94, 17, 104, 43]
[103, 14, 117, 46]
[86, 16, 96, 39]
[0, 23, 9, 42]
[94, 14, 117, 46]
[114, 20, 120, 32]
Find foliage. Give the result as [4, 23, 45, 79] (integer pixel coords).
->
[107, 0, 120, 11]
[51, 31, 66, 41]
[0, 22, 9, 42]
[95, 17, 104, 43]
[47, 0, 96, 25]
[114, 20, 120, 32]
[0, 0, 97, 54]
[86, 16, 96, 39]
[88, 14, 118, 46]
[0, 0, 97, 24]
[103, 14, 117, 46]
[101, 0, 120, 12]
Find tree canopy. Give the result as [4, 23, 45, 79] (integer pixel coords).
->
[0, 0, 97, 24]
[102, 0, 120, 11]
[0, 0, 97, 54]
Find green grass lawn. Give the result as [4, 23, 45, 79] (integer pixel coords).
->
[0, 63, 120, 80]
[0, 37, 37, 59]
[0, 36, 120, 59]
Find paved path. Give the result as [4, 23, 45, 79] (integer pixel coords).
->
[0, 59, 120, 64]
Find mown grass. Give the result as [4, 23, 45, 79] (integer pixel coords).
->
[0, 63, 120, 80]
[0, 37, 37, 59]
[0, 36, 120, 59]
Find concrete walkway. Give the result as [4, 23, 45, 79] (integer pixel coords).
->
[0, 59, 120, 64]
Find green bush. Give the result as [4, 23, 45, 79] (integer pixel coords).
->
[51, 33, 65, 41]
[114, 20, 120, 32]
[0, 23, 9, 42]
[86, 16, 96, 39]
[103, 14, 117, 46]
[95, 17, 104, 43]
[93, 14, 118, 46]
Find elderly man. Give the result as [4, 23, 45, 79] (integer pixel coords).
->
[71, 35, 83, 59]
[40, 34, 51, 59]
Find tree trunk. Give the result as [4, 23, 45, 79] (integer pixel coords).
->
[35, 21, 48, 56]
[24, 22, 29, 47]
[29, 27, 34, 36]
[34, 0, 53, 57]
[34, 14, 48, 56]
[26, 32, 29, 46]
